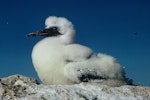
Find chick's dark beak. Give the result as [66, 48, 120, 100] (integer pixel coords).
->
[27, 27, 62, 37]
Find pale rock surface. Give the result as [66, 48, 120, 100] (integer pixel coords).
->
[0, 74, 150, 100]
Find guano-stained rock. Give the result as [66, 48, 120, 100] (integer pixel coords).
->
[0, 74, 149, 100]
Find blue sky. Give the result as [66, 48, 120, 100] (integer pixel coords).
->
[0, 0, 150, 86]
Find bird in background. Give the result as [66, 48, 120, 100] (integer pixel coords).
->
[27, 16, 132, 87]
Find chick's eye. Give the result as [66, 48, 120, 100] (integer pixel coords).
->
[52, 27, 58, 30]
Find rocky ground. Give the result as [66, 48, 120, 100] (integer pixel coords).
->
[0, 74, 150, 100]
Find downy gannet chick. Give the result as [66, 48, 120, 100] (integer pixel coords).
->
[27, 16, 132, 86]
